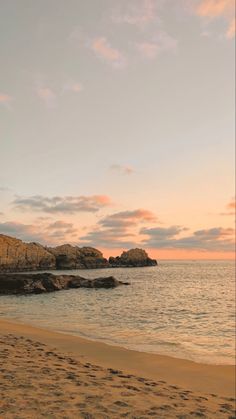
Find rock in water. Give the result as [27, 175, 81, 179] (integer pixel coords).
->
[49, 244, 109, 269]
[0, 273, 129, 295]
[109, 248, 157, 267]
[0, 234, 158, 272]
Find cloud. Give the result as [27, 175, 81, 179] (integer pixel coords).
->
[1, 217, 234, 253]
[141, 226, 235, 251]
[135, 31, 177, 59]
[111, 0, 177, 59]
[46, 220, 77, 236]
[100, 209, 157, 227]
[45, 220, 78, 239]
[79, 229, 136, 249]
[47, 220, 74, 230]
[91, 37, 126, 67]
[111, 0, 158, 27]
[69, 29, 126, 67]
[196, 0, 235, 39]
[80, 208, 157, 247]
[0, 219, 78, 244]
[36, 87, 56, 108]
[0, 221, 47, 243]
[197, 0, 234, 18]
[110, 164, 135, 175]
[13, 195, 111, 214]
[220, 199, 236, 215]
[0, 93, 13, 109]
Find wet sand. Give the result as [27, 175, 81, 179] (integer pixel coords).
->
[0, 318, 235, 418]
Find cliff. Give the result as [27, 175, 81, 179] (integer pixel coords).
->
[0, 234, 56, 272]
[0, 234, 157, 272]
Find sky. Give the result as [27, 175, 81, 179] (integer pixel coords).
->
[0, 0, 235, 259]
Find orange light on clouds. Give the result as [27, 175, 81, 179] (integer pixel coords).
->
[197, 0, 234, 17]
[196, 0, 235, 38]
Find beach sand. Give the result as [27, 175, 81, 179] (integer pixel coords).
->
[0, 319, 235, 418]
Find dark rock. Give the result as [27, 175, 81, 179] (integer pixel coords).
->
[0, 273, 129, 295]
[109, 248, 157, 267]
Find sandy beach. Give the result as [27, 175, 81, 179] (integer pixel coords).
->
[0, 318, 235, 418]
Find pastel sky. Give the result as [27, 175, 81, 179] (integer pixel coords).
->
[0, 0, 235, 259]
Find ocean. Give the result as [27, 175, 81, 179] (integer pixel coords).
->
[0, 260, 235, 365]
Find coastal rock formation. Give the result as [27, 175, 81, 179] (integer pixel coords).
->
[49, 245, 109, 269]
[0, 234, 157, 272]
[0, 235, 56, 273]
[0, 273, 129, 295]
[109, 248, 157, 267]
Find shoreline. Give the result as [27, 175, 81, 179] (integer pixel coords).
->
[0, 318, 235, 398]
[1, 315, 235, 368]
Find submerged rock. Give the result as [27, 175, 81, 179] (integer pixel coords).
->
[109, 248, 157, 267]
[0, 273, 129, 295]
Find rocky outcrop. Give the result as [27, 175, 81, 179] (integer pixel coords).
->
[109, 248, 157, 267]
[0, 235, 56, 272]
[0, 234, 157, 272]
[0, 273, 129, 295]
[49, 245, 109, 269]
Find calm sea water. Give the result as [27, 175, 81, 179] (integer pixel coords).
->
[0, 260, 235, 365]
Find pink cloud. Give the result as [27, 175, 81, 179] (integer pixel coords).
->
[37, 87, 56, 108]
[196, 0, 235, 38]
[91, 37, 126, 67]
[99, 209, 157, 228]
[197, 0, 233, 17]
[91, 195, 112, 205]
[128, 209, 157, 222]
[0, 93, 13, 109]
